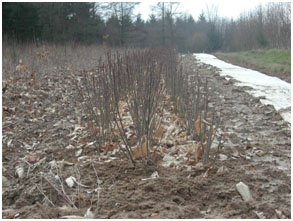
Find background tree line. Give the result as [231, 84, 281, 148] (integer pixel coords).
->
[2, 2, 291, 52]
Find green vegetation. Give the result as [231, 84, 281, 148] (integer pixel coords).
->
[214, 49, 291, 82]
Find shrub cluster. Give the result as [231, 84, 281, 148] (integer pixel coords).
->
[76, 49, 220, 166]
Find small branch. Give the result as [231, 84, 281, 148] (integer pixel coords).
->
[35, 184, 56, 207]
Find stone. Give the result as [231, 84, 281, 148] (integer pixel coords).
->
[236, 181, 253, 202]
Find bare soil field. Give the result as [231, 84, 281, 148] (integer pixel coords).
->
[2, 53, 290, 218]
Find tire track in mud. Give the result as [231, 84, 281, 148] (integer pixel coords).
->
[183, 54, 290, 218]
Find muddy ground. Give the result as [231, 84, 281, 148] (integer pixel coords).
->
[2, 54, 291, 218]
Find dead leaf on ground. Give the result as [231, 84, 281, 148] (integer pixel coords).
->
[131, 142, 147, 160]
[185, 159, 196, 165]
[195, 115, 201, 136]
[194, 145, 204, 162]
[185, 143, 199, 157]
[150, 212, 159, 217]
[169, 162, 176, 168]
[16, 65, 30, 72]
[202, 118, 211, 126]
[155, 125, 164, 139]
[3, 106, 16, 113]
[128, 133, 136, 139]
[151, 151, 162, 164]
[102, 143, 116, 153]
[170, 148, 180, 156]
[79, 137, 87, 143]
[185, 143, 203, 164]
[179, 131, 188, 138]
[203, 168, 211, 178]
[161, 146, 167, 153]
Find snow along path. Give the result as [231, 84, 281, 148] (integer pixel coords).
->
[194, 53, 291, 124]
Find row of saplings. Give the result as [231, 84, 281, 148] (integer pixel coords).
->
[75, 48, 221, 167]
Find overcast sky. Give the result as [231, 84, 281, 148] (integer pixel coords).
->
[134, 0, 276, 21]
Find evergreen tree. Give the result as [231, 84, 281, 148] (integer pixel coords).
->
[3, 2, 41, 42]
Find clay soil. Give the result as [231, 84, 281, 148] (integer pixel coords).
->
[2, 54, 291, 219]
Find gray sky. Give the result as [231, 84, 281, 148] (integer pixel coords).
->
[134, 0, 275, 21]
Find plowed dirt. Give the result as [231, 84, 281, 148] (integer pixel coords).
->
[2, 54, 290, 219]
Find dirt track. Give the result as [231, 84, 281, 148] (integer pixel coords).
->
[2, 54, 290, 218]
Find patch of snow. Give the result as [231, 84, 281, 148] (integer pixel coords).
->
[194, 54, 291, 124]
